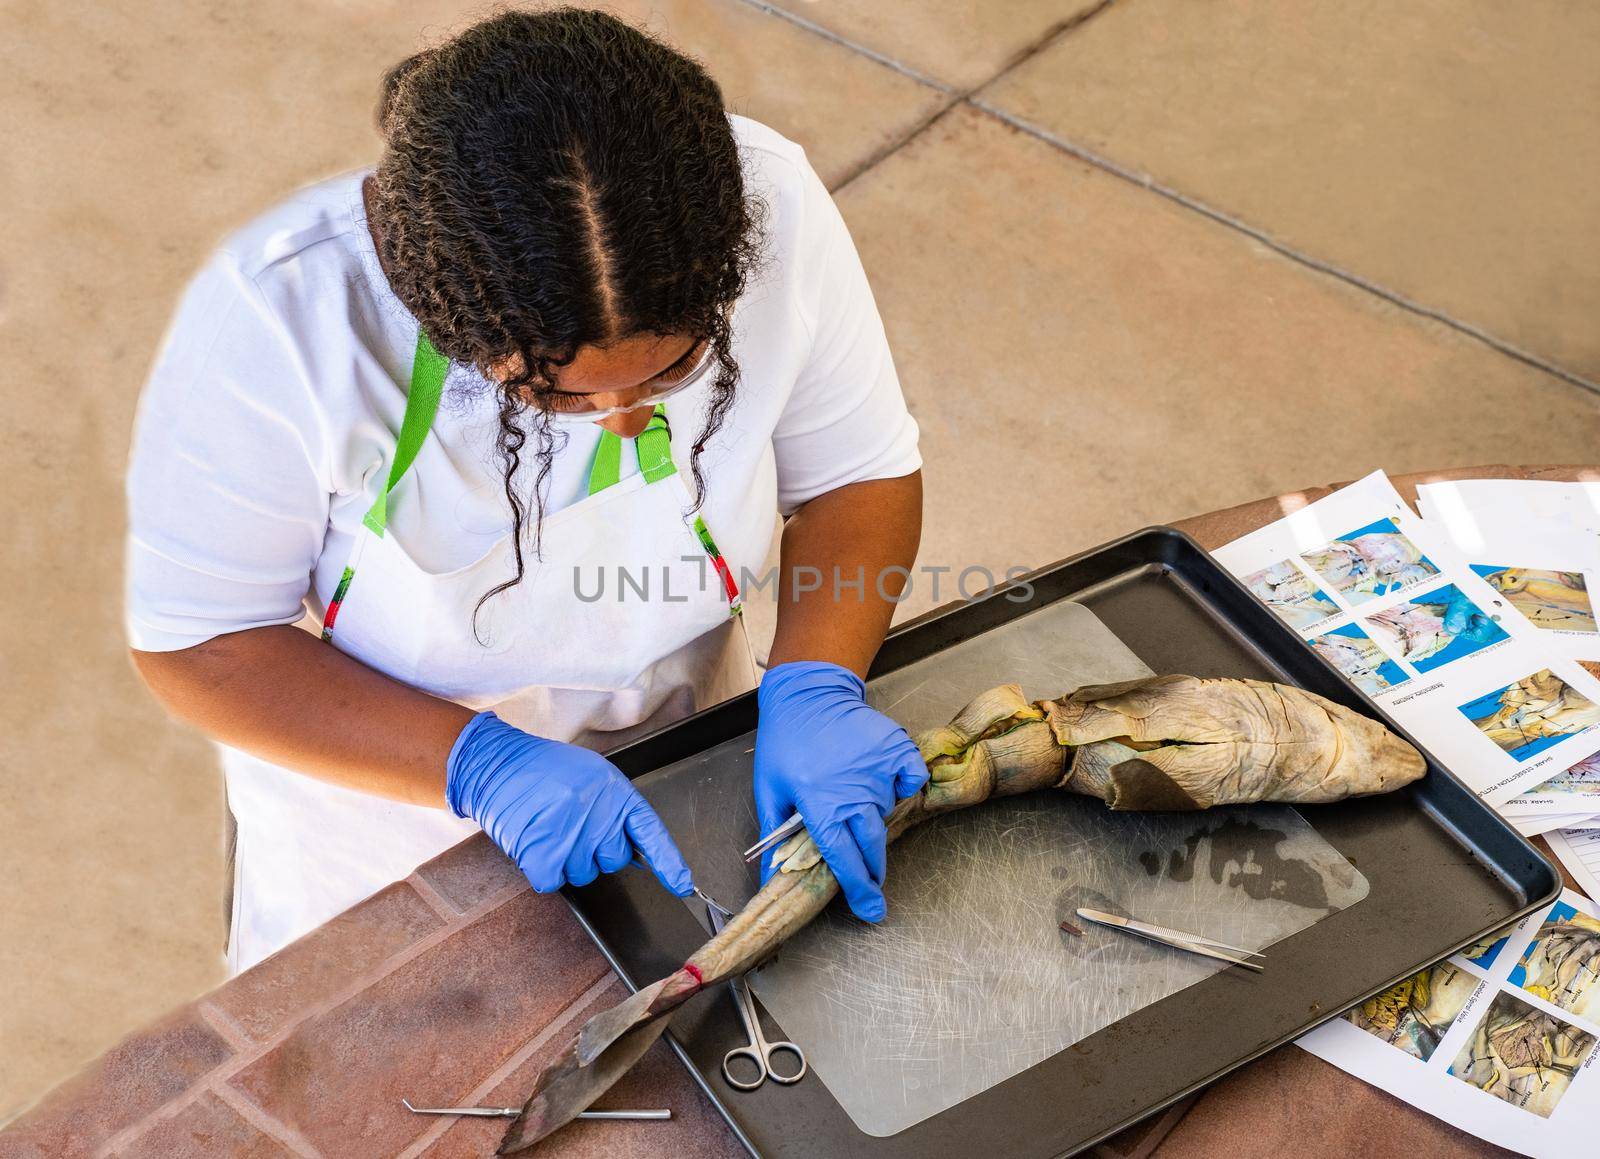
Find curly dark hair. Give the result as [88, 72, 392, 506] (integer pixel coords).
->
[368, 7, 764, 621]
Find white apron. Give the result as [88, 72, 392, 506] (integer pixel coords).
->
[224, 331, 755, 972]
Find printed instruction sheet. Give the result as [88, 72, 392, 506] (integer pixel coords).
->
[1297, 889, 1600, 1158]
[1497, 750, 1600, 835]
[1414, 479, 1600, 536]
[1547, 830, 1600, 903]
[1213, 471, 1600, 808]
[1416, 481, 1600, 662]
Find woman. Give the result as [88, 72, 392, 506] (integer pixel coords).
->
[126, 8, 926, 972]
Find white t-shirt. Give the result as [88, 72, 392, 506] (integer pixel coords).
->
[126, 115, 921, 653]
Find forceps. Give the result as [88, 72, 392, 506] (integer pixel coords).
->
[741, 811, 805, 864]
[1074, 908, 1266, 972]
[706, 898, 808, 1090]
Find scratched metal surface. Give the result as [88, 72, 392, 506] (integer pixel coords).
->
[749, 797, 1368, 1136]
[637, 603, 1159, 912]
[863, 600, 1157, 736]
[631, 601, 1370, 1139]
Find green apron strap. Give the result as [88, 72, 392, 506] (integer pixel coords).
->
[586, 405, 677, 495]
[587, 427, 624, 496]
[636, 406, 677, 483]
[363, 329, 447, 536]
[574, 405, 743, 618]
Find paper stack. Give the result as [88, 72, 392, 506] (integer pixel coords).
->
[1214, 471, 1600, 838]
[1412, 479, 1600, 844]
[1297, 887, 1600, 1158]
[1214, 471, 1600, 1157]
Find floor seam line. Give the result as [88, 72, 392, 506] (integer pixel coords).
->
[968, 0, 1121, 106]
[968, 99, 1600, 398]
[828, 96, 964, 195]
[824, 3, 1120, 196]
[726, 0, 960, 195]
[733, 0, 956, 94]
[726, 0, 1597, 398]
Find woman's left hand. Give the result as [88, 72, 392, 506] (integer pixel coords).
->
[752, 660, 928, 922]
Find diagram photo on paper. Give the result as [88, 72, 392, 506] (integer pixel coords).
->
[1464, 923, 1518, 970]
[1459, 670, 1600, 762]
[1241, 560, 1341, 630]
[1509, 902, 1600, 1022]
[1362, 585, 1509, 673]
[1469, 566, 1598, 633]
[1533, 751, 1600, 797]
[1307, 623, 1407, 695]
[1299, 518, 1440, 604]
[1447, 990, 1597, 1118]
[1345, 961, 1479, 1062]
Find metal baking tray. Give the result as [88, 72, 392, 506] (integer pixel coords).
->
[566, 527, 1560, 1157]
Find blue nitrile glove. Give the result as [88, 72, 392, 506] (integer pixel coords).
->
[1441, 588, 1501, 645]
[446, 711, 694, 897]
[753, 661, 929, 922]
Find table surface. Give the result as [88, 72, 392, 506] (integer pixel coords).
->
[3, 463, 1593, 1159]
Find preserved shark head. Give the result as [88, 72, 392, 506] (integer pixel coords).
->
[1044, 674, 1426, 810]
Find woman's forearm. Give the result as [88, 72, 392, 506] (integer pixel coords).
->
[768, 471, 923, 677]
[131, 625, 475, 807]
[136, 472, 923, 806]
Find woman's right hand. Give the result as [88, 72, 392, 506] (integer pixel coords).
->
[446, 711, 695, 896]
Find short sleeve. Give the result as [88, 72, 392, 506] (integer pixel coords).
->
[125, 255, 332, 651]
[771, 159, 921, 515]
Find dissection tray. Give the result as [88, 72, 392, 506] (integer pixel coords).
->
[566, 527, 1559, 1158]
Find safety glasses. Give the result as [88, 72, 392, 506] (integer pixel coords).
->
[542, 342, 717, 425]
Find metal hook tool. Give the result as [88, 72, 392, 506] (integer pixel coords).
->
[402, 1099, 670, 1120]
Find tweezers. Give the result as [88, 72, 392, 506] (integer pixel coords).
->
[742, 811, 806, 863]
[1075, 908, 1265, 972]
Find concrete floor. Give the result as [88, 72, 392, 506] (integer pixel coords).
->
[4, 0, 1599, 1122]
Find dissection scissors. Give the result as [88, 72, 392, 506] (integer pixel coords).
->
[706, 896, 808, 1090]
